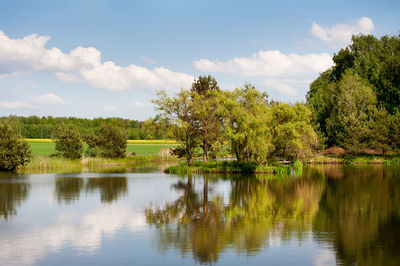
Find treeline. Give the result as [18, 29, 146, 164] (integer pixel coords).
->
[307, 33, 400, 153]
[154, 77, 318, 165]
[0, 115, 169, 140]
[154, 33, 400, 164]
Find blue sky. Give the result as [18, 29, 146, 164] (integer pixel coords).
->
[0, 0, 399, 120]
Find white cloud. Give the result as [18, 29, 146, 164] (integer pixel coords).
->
[33, 93, 65, 104]
[54, 72, 82, 83]
[193, 50, 332, 78]
[310, 17, 374, 44]
[193, 50, 333, 96]
[0, 101, 34, 109]
[0, 30, 193, 92]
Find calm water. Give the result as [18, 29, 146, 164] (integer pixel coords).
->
[1, 165, 400, 265]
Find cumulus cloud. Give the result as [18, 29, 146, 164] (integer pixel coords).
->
[193, 50, 333, 96]
[33, 93, 65, 104]
[193, 50, 332, 78]
[0, 101, 34, 109]
[0, 30, 193, 92]
[310, 17, 374, 44]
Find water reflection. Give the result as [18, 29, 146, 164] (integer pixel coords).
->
[146, 166, 400, 265]
[55, 176, 128, 204]
[86, 177, 128, 203]
[55, 177, 84, 205]
[0, 177, 30, 219]
[146, 171, 325, 264]
[313, 166, 400, 265]
[0, 166, 399, 265]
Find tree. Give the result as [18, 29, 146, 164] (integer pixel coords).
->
[0, 121, 31, 171]
[268, 103, 319, 160]
[53, 127, 84, 159]
[326, 71, 377, 153]
[191, 75, 221, 162]
[96, 123, 128, 158]
[153, 89, 199, 165]
[218, 84, 272, 163]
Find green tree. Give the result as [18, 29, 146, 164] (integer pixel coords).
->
[153, 89, 200, 165]
[268, 103, 319, 160]
[96, 123, 128, 158]
[218, 84, 272, 163]
[326, 71, 377, 153]
[0, 121, 31, 171]
[191, 75, 221, 162]
[53, 127, 84, 159]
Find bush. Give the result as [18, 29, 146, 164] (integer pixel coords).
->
[96, 123, 128, 158]
[53, 127, 84, 159]
[0, 121, 31, 171]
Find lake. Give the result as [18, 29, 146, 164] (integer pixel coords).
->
[0, 165, 399, 265]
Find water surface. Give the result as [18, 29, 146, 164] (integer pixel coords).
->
[1, 165, 399, 265]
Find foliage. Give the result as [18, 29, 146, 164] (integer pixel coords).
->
[307, 33, 400, 153]
[153, 89, 200, 164]
[0, 121, 31, 171]
[0, 115, 148, 140]
[190, 75, 222, 162]
[53, 127, 84, 159]
[94, 123, 128, 158]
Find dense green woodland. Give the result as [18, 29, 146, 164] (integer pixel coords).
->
[307, 34, 400, 153]
[0, 115, 168, 140]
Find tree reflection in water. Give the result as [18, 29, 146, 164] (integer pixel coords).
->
[0, 177, 30, 220]
[55, 177, 84, 205]
[55, 176, 128, 205]
[313, 166, 400, 266]
[145, 166, 400, 265]
[85, 177, 128, 204]
[145, 170, 325, 264]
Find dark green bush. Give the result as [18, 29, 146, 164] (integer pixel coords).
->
[96, 123, 128, 158]
[0, 121, 31, 171]
[53, 128, 84, 159]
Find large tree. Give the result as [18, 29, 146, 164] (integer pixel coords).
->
[153, 89, 200, 165]
[190, 75, 221, 162]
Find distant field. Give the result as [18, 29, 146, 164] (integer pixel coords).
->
[26, 139, 178, 156]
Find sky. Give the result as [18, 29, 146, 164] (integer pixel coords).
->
[0, 0, 399, 120]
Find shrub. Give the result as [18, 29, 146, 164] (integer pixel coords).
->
[53, 127, 84, 159]
[96, 123, 128, 158]
[0, 121, 31, 171]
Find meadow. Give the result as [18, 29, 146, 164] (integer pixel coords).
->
[26, 139, 178, 156]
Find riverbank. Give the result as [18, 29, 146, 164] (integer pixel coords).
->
[306, 154, 400, 165]
[165, 161, 303, 175]
[19, 154, 180, 173]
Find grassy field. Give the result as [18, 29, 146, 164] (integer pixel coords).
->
[26, 139, 178, 156]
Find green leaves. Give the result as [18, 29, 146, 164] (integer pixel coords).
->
[0, 121, 31, 171]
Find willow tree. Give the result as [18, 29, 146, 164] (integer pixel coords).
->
[153, 89, 200, 165]
[218, 84, 272, 163]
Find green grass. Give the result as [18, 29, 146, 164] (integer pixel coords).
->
[126, 144, 178, 155]
[27, 140, 178, 156]
[28, 141, 56, 156]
